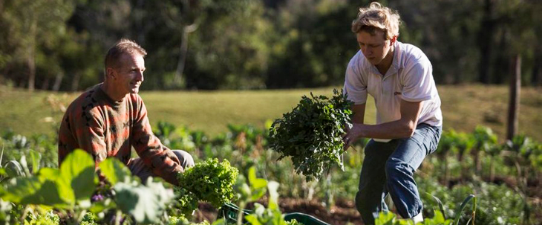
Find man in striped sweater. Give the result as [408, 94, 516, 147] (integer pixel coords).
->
[58, 39, 193, 185]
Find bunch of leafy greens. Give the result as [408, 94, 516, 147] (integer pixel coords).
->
[174, 158, 239, 215]
[269, 89, 353, 181]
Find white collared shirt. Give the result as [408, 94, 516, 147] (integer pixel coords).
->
[344, 41, 443, 130]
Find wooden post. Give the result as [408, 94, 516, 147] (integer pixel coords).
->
[506, 55, 521, 141]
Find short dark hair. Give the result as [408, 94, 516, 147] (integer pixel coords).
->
[104, 39, 147, 69]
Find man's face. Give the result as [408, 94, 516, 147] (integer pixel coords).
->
[356, 30, 393, 66]
[112, 53, 145, 95]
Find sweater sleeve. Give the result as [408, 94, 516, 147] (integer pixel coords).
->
[130, 96, 183, 185]
[58, 98, 108, 169]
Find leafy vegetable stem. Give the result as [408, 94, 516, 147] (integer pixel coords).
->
[237, 202, 246, 225]
[115, 210, 122, 225]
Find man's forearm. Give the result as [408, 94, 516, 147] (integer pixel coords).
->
[355, 119, 415, 139]
[358, 99, 422, 140]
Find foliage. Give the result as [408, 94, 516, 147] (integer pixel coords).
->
[269, 89, 353, 181]
[374, 194, 477, 225]
[265, 0, 356, 88]
[167, 215, 211, 225]
[98, 157, 134, 185]
[154, 121, 198, 153]
[23, 210, 60, 225]
[0, 149, 96, 223]
[114, 179, 175, 224]
[171, 186, 200, 218]
[231, 166, 305, 225]
[3, 0, 542, 91]
[1, 131, 58, 169]
[176, 158, 239, 209]
[96, 156, 188, 224]
[0, 150, 177, 224]
[418, 178, 527, 225]
[374, 210, 452, 225]
[1, 122, 542, 223]
[0, 0, 77, 91]
[0, 149, 95, 208]
[185, 0, 272, 89]
[244, 182, 289, 225]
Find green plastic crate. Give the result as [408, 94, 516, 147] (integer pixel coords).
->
[283, 213, 329, 225]
[216, 203, 330, 225]
[217, 203, 251, 224]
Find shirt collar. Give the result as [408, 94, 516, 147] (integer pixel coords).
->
[386, 41, 403, 76]
[366, 41, 403, 77]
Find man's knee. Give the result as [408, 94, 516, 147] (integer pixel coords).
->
[385, 158, 413, 181]
[172, 150, 195, 169]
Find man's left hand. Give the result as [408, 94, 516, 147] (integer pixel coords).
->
[343, 123, 363, 150]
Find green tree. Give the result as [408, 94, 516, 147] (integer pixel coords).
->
[265, 0, 362, 88]
[185, 0, 272, 89]
[0, 0, 76, 91]
[491, 0, 540, 85]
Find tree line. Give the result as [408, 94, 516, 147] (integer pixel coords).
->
[0, 0, 541, 91]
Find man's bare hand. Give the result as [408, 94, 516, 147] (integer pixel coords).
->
[343, 123, 363, 150]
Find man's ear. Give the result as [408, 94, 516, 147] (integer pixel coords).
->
[106, 67, 116, 80]
[390, 36, 397, 46]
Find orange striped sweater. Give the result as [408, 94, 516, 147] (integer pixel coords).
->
[58, 84, 182, 184]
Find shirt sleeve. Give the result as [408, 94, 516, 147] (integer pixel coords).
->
[344, 53, 368, 105]
[131, 96, 183, 185]
[400, 58, 434, 102]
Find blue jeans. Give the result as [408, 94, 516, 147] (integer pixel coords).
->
[355, 123, 441, 224]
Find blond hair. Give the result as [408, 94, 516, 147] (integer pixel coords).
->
[351, 2, 401, 40]
[104, 39, 147, 69]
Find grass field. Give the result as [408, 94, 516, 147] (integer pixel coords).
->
[0, 85, 540, 142]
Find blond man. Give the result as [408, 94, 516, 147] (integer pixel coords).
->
[58, 39, 194, 185]
[342, 2, 442, 224]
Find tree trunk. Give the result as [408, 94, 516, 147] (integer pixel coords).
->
[41, 78, 50, 90]
[506, 55, 521, 140]
[174, 24, 198, 88]
[478, 0, 496, 84]
[490, 158, 495, 182]
[71, 73, 81, 92]
[532, 51, 542, 86]
[27, 17, 38, 92]
[53, 71, 64, 91]
[172, 0, 198, 89]
[27, 45, 36, 92]
[474, 150, 482, 175]
[494, 31, 509, 84]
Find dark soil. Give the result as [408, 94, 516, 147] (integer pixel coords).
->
[193, 198, 363, 225]
[193, 175, 542, 224]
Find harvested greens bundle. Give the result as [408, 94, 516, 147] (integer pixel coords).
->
[174, 158, 239, 215]
[269, 89, 353, 181]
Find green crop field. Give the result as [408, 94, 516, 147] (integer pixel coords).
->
[0, 85, 540, 141]
[1, 84, 542, 224]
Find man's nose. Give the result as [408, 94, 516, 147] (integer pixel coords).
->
[136, 71, 144, 82]
[361, 46, 371, 55]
